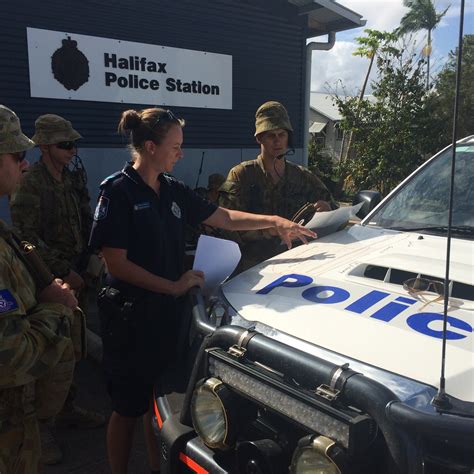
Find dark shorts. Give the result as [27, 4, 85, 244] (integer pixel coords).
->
[98, 288, 183, 417]
[107, 377, 153, 417]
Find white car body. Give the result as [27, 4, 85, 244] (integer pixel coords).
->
[223, 137, 474, 406]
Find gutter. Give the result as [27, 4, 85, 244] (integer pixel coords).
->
[303, 32, 336, 167]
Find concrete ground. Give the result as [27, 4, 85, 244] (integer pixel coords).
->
[45, 359, 149, 474]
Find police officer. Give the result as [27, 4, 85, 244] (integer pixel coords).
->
[0, 105, 77, 473]
[10, 114, 104, 465]
[89, 107, 315, 474]
[219, 100, 338, 270]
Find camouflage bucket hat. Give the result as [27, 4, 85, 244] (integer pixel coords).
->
[32, 114, 82, 145]
[0, 105, 35, 154]
[254, 101, 293, 136]
[207, 173, 225, 190]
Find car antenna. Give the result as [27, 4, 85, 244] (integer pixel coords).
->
[431, 0, 465, 411]
[194, 151, 205, 189]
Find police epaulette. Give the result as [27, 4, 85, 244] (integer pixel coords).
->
[100, 171, 123, 187]
[161, 173, 176, 184]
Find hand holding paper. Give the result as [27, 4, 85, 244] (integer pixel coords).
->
[193, 235, 241, 294]
[304, 202, 364, 234]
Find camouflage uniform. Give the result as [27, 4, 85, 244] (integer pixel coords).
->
[219, 155, 337, 265]
[10, 159, 91, 278]
[0, 106, 75, 474]
[10, 114, 91, 279]
[10, 114, 93, 317]
[218, 100, 337, 268]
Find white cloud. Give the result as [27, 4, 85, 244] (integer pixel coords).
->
[339, 0, 407, 31]
[310, 0, 470, 93]
[311, 41, 370, 94]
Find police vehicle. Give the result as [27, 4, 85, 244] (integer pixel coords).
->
[153, 135, 474, 473]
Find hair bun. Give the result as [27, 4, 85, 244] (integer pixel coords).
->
[118, 109, 142, 133]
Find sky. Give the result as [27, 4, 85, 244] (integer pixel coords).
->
[310, 0, 474, 94]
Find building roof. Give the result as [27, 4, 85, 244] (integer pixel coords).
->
[310, 92, 342, 121]
[288, 0, 366, 37]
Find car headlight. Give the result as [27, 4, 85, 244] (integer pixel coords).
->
[290, 435, 342, 474]
[190, 377, 238, 450]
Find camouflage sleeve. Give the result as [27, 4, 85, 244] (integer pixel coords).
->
[77, 183, 93, 250]
[217, 168, 273, 243]
[305, 170, 338, 210]
[0, 243, 73, 389]
[10, 180, 71, 277]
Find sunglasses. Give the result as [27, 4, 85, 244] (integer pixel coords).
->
[11, 151, 27, 163]
[55, 141, 77, 150]
[403, 277, 445, 295]
[154, 109, 178, 127]
[403, 277, 446, 307]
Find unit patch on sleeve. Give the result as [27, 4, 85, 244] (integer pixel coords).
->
[0, 289, 19, 314]
[94, 196, 110, 221]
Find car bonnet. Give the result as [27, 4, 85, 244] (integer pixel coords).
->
[222, 225, 474, 402]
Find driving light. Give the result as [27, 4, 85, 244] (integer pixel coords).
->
[190, 377, 238, 450]
[290, 435, 341, 474]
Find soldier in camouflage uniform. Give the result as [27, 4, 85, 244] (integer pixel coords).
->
[218, 101, 337, 269]
[10, 114, 105, 465]
[0, 105, 77, 473]
[10, 115, 92, 292]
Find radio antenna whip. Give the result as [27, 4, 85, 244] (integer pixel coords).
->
[432, 0, 465, 411]
[194, 151, 205, 189]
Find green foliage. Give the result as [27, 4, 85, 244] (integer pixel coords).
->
[397, 0, 448, 35]
[396, 0, 449, 89]
[308, 135, 341, 197]
[354, 29, 399, 60]
[431, 35, 474, 142]
[308, 136, 333, 179]
[334, 32, 443, 195]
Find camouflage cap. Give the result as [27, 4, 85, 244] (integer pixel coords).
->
[0, 105, 35, 154]
[207, 173, 225, 190]
[32, 114, 82, 145]
[254, 101, 293, 136]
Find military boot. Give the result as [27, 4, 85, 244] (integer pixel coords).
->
[39, 421, 62, 465]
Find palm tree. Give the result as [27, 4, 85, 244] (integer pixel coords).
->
[397, 0, 449, 90]
[341, 29, 397, 162]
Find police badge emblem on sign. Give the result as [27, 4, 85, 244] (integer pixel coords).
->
[94, 196, 109, 221]
[171, 201, 181, 219]
[0, 289, 19, 313]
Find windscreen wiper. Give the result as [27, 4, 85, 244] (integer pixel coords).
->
[386, 225, 474, 236]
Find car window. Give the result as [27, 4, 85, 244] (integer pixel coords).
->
[367, 145, 474, 237]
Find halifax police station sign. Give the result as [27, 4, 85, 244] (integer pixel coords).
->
[26, 27, 232, 109]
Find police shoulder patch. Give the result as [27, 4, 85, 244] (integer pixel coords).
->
[94, 196, 110, 221]
[0, 289, 19, 314]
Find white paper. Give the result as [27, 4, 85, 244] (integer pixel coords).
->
[193, 235, 241, 293]
[304, 202, 364, 233]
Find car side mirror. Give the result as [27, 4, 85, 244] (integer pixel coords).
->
[353, 191, 382, 219]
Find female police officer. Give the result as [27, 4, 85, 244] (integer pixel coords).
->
[89, 107, 315, 474]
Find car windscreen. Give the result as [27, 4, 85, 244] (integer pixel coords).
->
[366, 144, 474, 239]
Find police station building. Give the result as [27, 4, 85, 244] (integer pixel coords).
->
[0, 0, 364, 220]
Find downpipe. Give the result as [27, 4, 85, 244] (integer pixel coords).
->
[303, 32, 336, 167]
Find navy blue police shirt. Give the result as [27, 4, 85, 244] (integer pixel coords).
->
[89, 163, 217, 294]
